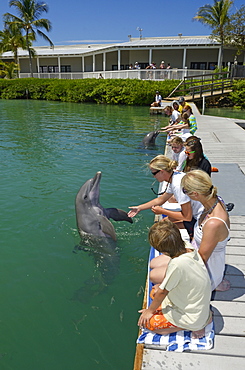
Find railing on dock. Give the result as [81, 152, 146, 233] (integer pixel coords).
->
[166, 71, 233, 101]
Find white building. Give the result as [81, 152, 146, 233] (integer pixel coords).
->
[1, 35, 244, 78]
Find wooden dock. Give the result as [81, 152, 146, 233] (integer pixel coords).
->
[134, 107, 245, 369]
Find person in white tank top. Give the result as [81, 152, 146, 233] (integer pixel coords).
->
[181, 170, 230, 291]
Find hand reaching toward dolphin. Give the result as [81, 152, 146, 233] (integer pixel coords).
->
[128, 206, 141, 218]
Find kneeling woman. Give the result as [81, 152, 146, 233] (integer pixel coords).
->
[181, 170, 230, 291]
[138, 219, 211, 336]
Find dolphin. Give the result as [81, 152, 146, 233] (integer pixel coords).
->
[73, 172, 133, 302]
[140, 130, 160, 148]
[75, 171, 133, 241]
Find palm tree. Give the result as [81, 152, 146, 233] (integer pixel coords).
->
[4, 0, 53, 77]
[0, 60, 19, 79]
[193, 0, 233, 69]
[0, 23, 25, 65]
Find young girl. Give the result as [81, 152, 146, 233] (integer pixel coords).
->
[170, 136, 187, 171]
[182, 105, 197, 135]
[138, 219, 211, 337]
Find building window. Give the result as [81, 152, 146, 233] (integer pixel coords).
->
[140, 63, 149, 69]
[112, 65, 124, 70]
[48, 65, 59, 73]
[61, 65, 71, 72]
[190, 62, 207, 70]
[39, 66, 48, 73]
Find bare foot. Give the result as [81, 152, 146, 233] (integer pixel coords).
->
[191, 310, 213, 339]
[215, 278, 231, 291]
[192, 328, 205, 339]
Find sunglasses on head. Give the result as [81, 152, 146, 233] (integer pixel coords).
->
[182, 187, 190, 194]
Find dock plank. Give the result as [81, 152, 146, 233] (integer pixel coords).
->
[142, 350, 245, 369]
[212, 300, 245, 316]
[213, 287, 245, 302]
[213, 315, 245, 336]
[226, 246, 245, 254]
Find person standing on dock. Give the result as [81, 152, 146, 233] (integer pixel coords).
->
[128, 155, 203, 239]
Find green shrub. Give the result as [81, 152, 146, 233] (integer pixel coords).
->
[0, 78, 178, 105]
[230, 80, 245, 109]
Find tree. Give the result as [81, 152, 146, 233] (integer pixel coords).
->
[4, 0, 53, 77]
[0, 22, 35, 78]
[193, 0, 233, 69]
[226, 5, 245, 54]
[0, 60, 19, 79]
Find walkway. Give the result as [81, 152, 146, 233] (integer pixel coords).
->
[134, 107, 245, 369]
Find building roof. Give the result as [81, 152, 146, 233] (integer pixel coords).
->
[120, 36, 218, 47]
[1, 35, 220, 58]
[1, 44, 112, 58]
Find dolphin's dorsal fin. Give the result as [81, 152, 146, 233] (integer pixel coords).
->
[105, 208, 133, 223]
[97, 215, 117, 241]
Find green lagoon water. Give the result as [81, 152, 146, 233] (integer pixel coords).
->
[204, 107, 245, 120]
[0, 100, 168, 369]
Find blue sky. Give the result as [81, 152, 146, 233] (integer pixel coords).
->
[0, 0, 244, 46]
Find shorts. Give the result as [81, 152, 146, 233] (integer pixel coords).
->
[147, 287, 176, 331]
[145, 310, 177, 331]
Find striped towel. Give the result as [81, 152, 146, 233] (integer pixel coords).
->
[137, 246, 214, 352]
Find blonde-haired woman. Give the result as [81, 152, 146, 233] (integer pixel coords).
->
[128, 155, 203, 238]
[181, 170, 230, 291]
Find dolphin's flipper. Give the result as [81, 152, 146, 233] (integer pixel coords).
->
[104, 208, 133, 223]
[97, 215, 117, 241]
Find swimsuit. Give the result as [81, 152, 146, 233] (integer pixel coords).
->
[194, 217, 230, 290]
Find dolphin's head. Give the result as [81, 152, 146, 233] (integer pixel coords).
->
[142, 131, 160, 147]
[76, 171, 102, 206]
[147, 130, 160, 142]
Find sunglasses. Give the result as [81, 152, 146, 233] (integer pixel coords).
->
[185, 150, 195, 155]
[151, 169, 161, 176]
[182, 187, 191, 195]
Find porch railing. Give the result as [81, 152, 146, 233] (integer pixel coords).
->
[19, 69, 214, 80]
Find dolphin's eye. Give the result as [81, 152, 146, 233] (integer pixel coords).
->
[84, 195, 88, 199]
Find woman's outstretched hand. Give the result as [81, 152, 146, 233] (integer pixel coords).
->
[128, 207, 140, 217]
